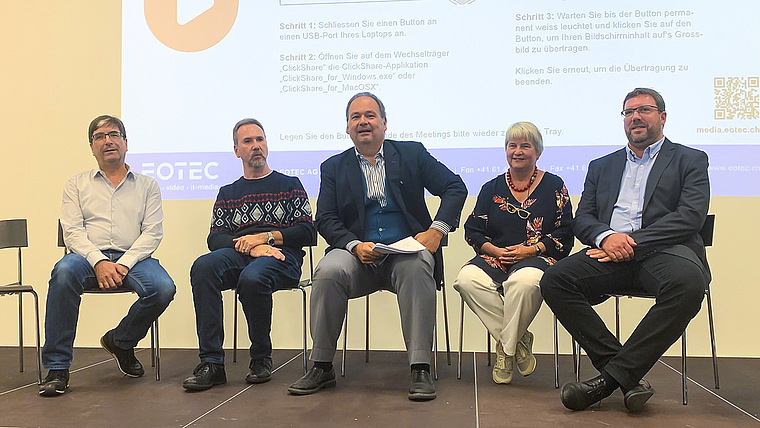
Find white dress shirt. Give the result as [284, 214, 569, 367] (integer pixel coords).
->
[60, 166, 164, 269]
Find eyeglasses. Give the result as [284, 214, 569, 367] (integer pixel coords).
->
[92, 131, 124, 142]
[505, 202, 531, 220]
[621, 105, 660, 118]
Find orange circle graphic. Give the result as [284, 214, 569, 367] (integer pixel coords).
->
[145, 0, 239, 52]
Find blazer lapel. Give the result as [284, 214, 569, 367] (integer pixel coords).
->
[383, 142, 408, 213]
[643, 138, 675, 209]
[602, 149, 626, 223]
[343, 151, 366, 226]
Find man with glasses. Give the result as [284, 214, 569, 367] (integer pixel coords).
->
[288, 92, 466, 401]
[40, 115, 176, 397]
[541, 88, 710, 412]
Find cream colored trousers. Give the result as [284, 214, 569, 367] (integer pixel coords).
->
[454, 264, 543, 356]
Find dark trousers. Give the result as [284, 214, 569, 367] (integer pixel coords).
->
[190, 247, 302, 364]
[540, 247, 706, 390]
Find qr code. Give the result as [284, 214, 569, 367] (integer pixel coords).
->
[714, 77, 759, 120]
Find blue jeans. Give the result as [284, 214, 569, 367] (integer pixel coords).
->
[190, 247, 302, 365]
[42, 251, 176, 370]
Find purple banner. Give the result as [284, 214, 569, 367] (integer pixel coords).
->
[128, 144, 760, 200]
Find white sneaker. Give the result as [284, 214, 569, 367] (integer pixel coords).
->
[515, 330, 536, 376]
[493, 341, 513, 384]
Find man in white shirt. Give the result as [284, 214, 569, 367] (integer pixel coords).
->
[39, 115, 176, 397]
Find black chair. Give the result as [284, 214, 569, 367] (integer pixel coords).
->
[340, 237, 450, 380]
[553, 214, 719, 404]
[0, 219, 42, 384]
[57, 221, 160, 380]
[229, 241, 315, 375]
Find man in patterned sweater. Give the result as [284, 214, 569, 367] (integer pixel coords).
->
[183, 118, 316, 391]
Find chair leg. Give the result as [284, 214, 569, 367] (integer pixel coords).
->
[18, 293, 24, 373]
[553, 314, 559, 388]
[150, 321, 156, 367]
[486, 332, 491, 366]
[572, 339, 578, 375]
[433, 324, 438, 380]
[233, 288, 238, 363]
[154, 319, 160, 381]
[365, 295, 370, 363]
[341, 312, 348, 377]
[574, 341, 581, 382]
[457, 297, 464, 380]
[682, 330, 687, 405]
[706, 287, 720, 389]
[615, 296, 621, 341]
[441, 284, 451, 365]
[300, 286, 308, 375]
[32, 290, 42, 384]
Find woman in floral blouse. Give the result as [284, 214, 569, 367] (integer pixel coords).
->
[454, 121, 573, 384]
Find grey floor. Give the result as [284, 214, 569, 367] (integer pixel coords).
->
[0, 346, 758, 428]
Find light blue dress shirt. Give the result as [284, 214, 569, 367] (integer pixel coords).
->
[594, 137, 665, 248]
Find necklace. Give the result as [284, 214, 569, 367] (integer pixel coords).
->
[507, 166, 538, 192]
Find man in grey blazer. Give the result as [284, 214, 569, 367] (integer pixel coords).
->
[288, 92, 466, 400]
[541, 88, 710, 413]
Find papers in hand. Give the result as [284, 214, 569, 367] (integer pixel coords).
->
[372, 237, 426, 254]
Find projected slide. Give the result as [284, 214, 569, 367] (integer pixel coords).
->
[123, 1, 759, 199]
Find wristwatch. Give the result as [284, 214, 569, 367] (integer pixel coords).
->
[267, 231, 275, 246]
[534, 244, 542, 256]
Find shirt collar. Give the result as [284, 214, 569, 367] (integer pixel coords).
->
[626, 136, 665, 162]
[92, 164, 135, 180]
[354, 143, 384, 162]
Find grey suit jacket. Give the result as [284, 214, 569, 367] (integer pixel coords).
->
[573, 138, 711, 280]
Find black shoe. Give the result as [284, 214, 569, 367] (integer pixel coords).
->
[624, 379, 655, 412]
[288, 366, 336, 395]
[560, 375, 616, 411]
[100, 329, 144, 377]
[408, 368, 437, 401]
[39, 369, 69, 397]
[246, 358, 272, 384]
[182, 362, 227, 391]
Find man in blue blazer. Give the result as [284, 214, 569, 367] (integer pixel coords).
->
[288, 92, 466, 400]
[541, 88, 710, 413]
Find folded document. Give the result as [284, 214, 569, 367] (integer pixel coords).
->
[372, 236, 426, 254]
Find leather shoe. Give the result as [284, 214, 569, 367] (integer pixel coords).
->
[560, 375, 616, 411]
[624, 379, 655, 412]
[182, 362, 227, 391]
[39, 369, 69, 397]
[288, 366, 336, 395]
[100, 329, 144, 377]
[408, 368, 437, 401]
[246, 358, 272, 384]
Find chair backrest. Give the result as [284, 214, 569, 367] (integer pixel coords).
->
[57, 219, 71, 255]
[0, 219, 28, 285]
[0, 219, 28, 250]
[700, 214, 715, 248]
[57, 219, 65, 248]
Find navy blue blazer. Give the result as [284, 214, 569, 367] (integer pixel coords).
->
[316, 139, 467, 286]
[573, 138, 711, 281]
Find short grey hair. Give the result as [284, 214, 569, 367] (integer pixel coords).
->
[233, 118, 265, 145]
[506, 121, 543, 156]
